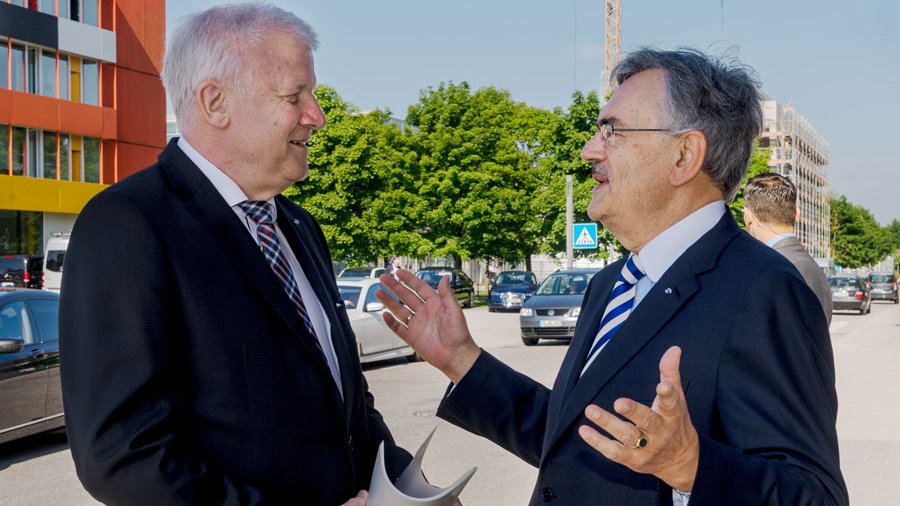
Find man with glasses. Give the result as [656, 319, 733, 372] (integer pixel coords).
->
[377, 48, 847, 505]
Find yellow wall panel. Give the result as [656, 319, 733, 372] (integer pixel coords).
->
[0, 175, 106, 214]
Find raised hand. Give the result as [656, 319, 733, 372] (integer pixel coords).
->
[375, 270, 481, 384]
[339, 490, 368, 505]
[577, 346, 699, 492]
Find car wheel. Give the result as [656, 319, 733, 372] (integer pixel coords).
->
[488, 306, 495, 313]
[894, 297, 898, 304]
[867, 302, 872, 314]
[522, 336, 538, 346]
[859, 305, 866, 315]
[464, 292, 474, 308]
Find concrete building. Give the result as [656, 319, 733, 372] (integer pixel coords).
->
[0, 0, 165, 259]
[759, 96, 831, 265]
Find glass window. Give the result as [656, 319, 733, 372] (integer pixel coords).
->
[27, 130, 39, 178]
[58, 56, 69, 100]
[11, 127, 25, 176]
[26, 47, 38, 94]
[0, 211, 43, 256]
[0, 45, 7, 89]
[40, 50, 56, 97]
[11, 45, 25, 92]
[45, 250, 65, 273]
[83, 136, 99, 182]
[38, 0, 55, 15]
[82, 60, 98, 105]
[59, 134, 70, 180]
[43, 131, 57, 179]
[27, 299, 59, 343]
[69, 0, 80, 22]
[59, 0, 69, 19]
[337, 285, 362, 309]
[83, 0, 98, 26]
[0, 302, 33, 344]
[0, 124, 7, 173]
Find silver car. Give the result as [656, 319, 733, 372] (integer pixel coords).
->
[519, 268, 599, 346]
[337, 278, 417, 364]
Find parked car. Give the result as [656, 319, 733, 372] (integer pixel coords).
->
[489, 270, 538, 312]
[336, 278, 417, 364]
[867, 272, 898, 304]
[0, 255, 43, 290]
[519, 268, 599, 346]
[337, 266, 387, 279]
[829, 276, 871, 315]
[0, 288, 63, 444]
[43, 233, 69, 292]
[415, 267, 475, 308]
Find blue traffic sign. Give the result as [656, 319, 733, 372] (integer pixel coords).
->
[573, 223, 598, 249]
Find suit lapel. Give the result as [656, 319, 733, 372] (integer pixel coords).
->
[158, 143, 335, 384]
[544, 213, 742, 454]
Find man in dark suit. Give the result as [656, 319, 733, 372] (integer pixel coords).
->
[59, 5, 409, 505]
[743, 172, 833, 323]
[377, 49, 847, 505]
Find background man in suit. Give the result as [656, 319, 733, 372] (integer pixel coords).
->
[377, 48, 847, 505]
[60, 4, 410, 505]
[743, 172, 833, 323]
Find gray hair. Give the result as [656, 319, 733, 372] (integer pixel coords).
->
[611, 48, 762, 201]
[162, 3, 318, 131]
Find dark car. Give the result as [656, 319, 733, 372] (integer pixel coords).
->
[867, 273, 898, 304]
[489, 270, 538, 312]
[519, 268, 599, 346]
[0, 288, 63, 444]
[0, 255, 44, 289]
[829, 276, 871, 315]
[415, 267, 475, 308]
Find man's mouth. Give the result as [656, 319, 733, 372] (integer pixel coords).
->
[592, 165, 609, 184]
[290, 139, 313, 147]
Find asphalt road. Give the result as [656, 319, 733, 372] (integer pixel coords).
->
[1, 301, 898, 505]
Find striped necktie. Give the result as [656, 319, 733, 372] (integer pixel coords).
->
[582, 254, 646, 375]
[239, 200, 320, 345]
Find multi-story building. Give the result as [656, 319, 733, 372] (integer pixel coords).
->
[759, 96, 831, 265]
[0, 0, 165, 258]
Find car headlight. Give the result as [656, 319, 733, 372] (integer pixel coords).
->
[520, 308, 533, 317]
[570, 307, 581, 317]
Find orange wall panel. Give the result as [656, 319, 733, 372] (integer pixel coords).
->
[116, 141, 160, 179]
[101, 139, 116, 183]
[116, 0, 165, 76]
[116, 67, 165, 149]
[0, 90, 12, 122]
[9, 92, 59, 131]
[58, 101, 107, 138]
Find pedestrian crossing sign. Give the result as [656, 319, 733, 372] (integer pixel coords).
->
[573, 223, 598, 249]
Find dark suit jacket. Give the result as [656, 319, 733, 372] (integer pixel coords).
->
[439, 213, 847, 505]
[60, 140, 411, 505]
[773, 235, 833, 324]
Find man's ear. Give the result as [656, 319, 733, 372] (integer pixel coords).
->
[743, 207, 755, 228]
[196, 81, 229, 129]
[670, 130, 707, 187]
[794, 206, 800, 223]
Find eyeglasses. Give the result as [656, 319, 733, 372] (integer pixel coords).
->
[594, 122, 680, 146]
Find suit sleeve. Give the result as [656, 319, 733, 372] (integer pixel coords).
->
[687, 272, 848, 505]
[60, 192, 268, 505]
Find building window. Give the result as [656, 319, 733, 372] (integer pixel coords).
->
[43, 131, 57, 179]
[11, 127, 26, 176]
[60, 134, 71, 181]
[0, 210, 43, 256]
[0, 44, 7, 89]
[83, 137, 99, 183]
[58, 0, 69, 19]
[82, 59, 98, 105]
[68, 0, 80, 22]
[26, 47, 38, 94]
[83, 0, 99, 26]
[58, 56, 70, 100]
[38, 0, 55, 15]
[40, 50, 56, 98]
[26, 130, 38, 178]
[11, 45, 25, 92]
[0, 125, 7, 173]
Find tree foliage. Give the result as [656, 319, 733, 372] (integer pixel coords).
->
[830, 196, 894, 268]
[729, 146, 772, 227]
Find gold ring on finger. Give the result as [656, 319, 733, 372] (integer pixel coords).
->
[629, 429, 649, 449]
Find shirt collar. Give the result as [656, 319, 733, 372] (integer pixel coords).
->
[635, 201, 726, 283]
[765, 233, 795, 248]
[176, 137, 276, 216]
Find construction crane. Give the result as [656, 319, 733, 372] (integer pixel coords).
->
[603, 0, 621, 99]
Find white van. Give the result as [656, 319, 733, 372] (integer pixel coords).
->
[43, 233, 70, 292]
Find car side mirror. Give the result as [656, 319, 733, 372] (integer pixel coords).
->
[364, 302, 385, 313]
[0, 339, 25, 354]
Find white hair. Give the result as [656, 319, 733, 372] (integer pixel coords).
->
[161, 2, 318, 132]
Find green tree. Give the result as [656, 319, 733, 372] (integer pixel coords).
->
[830, 196, 894, 269]
[284, 85, 429, 264]
[406, 82, 545, 268]
[729, 146, 772, 227]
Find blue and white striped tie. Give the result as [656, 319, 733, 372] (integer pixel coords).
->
[581, 254, 646, 375]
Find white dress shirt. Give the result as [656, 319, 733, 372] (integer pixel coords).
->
[177, 137, 343, 398]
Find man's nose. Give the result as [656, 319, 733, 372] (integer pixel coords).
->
[303, 98, 327, 130]
[581, 134, 605, 162]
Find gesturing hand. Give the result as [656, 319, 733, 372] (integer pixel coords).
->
[375, 270, 481, 384]
[340, 490, 367, 505]
[577, 346, 699, 492]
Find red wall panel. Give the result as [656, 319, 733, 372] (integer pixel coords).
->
[116, 67, 165, 149]
[117, 141, 160, 179]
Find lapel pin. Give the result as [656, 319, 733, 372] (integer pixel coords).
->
[664, 288, 673, 295]
[293, 219, 300, 225]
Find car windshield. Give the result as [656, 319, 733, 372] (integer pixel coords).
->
[829, 277, 857, 289]
[496, 272, 536, 286]
[417, 270, 452, 284]
[536, 273, 594, 296]
[339, 268, 371, 278]
[0, 257, 24, 273]
[870, 274, 894, 284]
[337, 285, 362, 308]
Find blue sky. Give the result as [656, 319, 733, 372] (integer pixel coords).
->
[166, 0, 900, 225]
